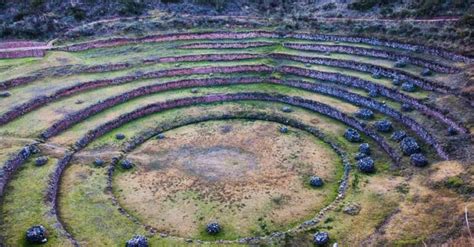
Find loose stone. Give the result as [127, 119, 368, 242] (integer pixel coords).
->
[126, 235, 148, 247]
[116, 133, 126, 140]
[313, 231, 330, 246]
[35, 156, 48, 166]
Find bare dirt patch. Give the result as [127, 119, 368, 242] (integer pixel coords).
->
[429, 160, 466, 183]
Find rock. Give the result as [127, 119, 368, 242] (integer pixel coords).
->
[401, 103, 414, 112]
[26, 225, 48, 244]
[126, 235, 148, 247]
[279, 126, 288, 133]
[401, 82, 416, 92]
[374, 119, 393, 132]
[305, 63, 311, 68]
[368, 89, 379, 98]
[0, 91, 11, 97]
[357, 157, 375, 173]
[410, 153, 428, 167]
[344, 128, 361, 142]
[343, 203, 361, 215]
[220, 125, 232, 134]
[206, 222, 221, 235]
[120, 159, 134, 169]
[191, 88, 199, 94]
[75, 99, 84, 104]
[324, 52, 331, 56]
[30, 145, 40, 154]
[115, 133, 126, 140]
[309, 176, 324, 187]
[281, 106, 293, 113]
[313, 231, 329, 246]
[394, 59, 407, 68]
[156, 133, 165, 139]
[391, 130, 406, 142]
[447, 127, 458, 136]
[421, 68, 432, 76]
[400, 137, 421, 155]
[359, 143, 370, 155]
[35, 156, 48, 166]
[355, 108, 374, 120]
[354, 152, 367, 160]
[94, 158, 104, 167]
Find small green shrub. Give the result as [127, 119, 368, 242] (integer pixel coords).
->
[445, 176, 464, 188]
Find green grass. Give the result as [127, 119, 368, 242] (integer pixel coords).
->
[316, 174, 401, 245]
[1, 157, 71, 246]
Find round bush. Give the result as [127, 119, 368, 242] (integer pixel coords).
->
[400, 137, 421, 155]
[421, 68, 432, 76]
[94, 158, 105, 167]
[447, 127, 458, 136]
[357, 157, 375, 173]
[392, 78, 402, 86]
[0, 91, 11, 97]
[355, 108, 374, 120]
[394, 59, 407, 68]
[156, 133, 165, 139]
[313, 231, 329, 246]
[309, 176, 324, 187]
[281, 106, 293, 113]
[410, 153, 428, 167]
[120, 159, 134, 170]
[115, 133, 126, 140]
[401, 82, 417, 92]
[401, 103, 414, 112]
[126, 235, 148, 247]
[344, 128, 361, 142]
[374, 119, 393, 132]
[391, 130, 407, 142]
[35, 156, 48, 166]
[355, 152, 367, 160]
[279, 126, 289, 133]
[368, 89, 379, 98]
[359, 143, 370, 155]
[206, 222, 221, 235]
[26, 225, 48, 244]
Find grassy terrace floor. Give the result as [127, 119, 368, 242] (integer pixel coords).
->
[0, 29, 470, 246]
